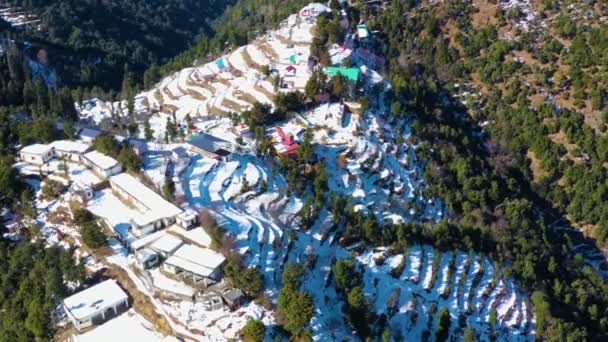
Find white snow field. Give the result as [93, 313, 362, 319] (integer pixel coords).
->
[76, 309, 176, 342]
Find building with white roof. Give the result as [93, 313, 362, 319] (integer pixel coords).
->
[50, 140, 91, 162]
[162, 244, 226, 286]
[176, 209, 198, 230]
[77, 128, 102, 143]
[83, 151, 122, 178]
[63, 279, 129, 331]
[109, 173, 182, 237]
[149, 234, 184, 258]
[19, 143, 54, 165]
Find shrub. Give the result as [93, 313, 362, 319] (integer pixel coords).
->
[241, 319, 266, 342]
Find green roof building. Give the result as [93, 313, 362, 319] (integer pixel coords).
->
[323, 67, 361, 82]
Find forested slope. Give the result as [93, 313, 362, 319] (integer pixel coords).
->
[1, 0, 233, 88]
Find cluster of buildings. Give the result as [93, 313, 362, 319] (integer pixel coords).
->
[17, 129, 238, 332]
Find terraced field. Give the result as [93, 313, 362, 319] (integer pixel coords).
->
[358, 246, 534, 340]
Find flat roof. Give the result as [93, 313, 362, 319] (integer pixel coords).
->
[187, 133, 232, 155]
[63, 279, 128, 321]
[20, 143, 52, 155]
[177, 209, 198, 222]
[165, 244, 225, 278]
[130, 229, 167, 250]
[109, 173, 182, 225]
[84, 151, 120, 170]
[323, 66, 361, 82]
[150, 234, 183, 254]
[50, 140, 91, 154]
[78, 128, 102, 139]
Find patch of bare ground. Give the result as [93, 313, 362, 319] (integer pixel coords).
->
[222, 97, 248, 111]
[526, 149, 548, 182]
[256, 41, 280, 60]
[100, 266, 177, 337]
[254, 84, 275, 100]
[548, 130, 583, 163]
[242, 47, 264, 71]
[206, 103, 230, 116]
[186, 88, 207, 101]
[233, 90, 258, 105]
[472, 0, 498, 29]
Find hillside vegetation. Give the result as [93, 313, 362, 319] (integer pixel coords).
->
[0, 0, 232, 89]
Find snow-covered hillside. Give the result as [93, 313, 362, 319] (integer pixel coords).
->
[70, 2, 535, 341]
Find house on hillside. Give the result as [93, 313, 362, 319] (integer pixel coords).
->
[77, 128, 102, 144]
[271, 127, 299, 156]
[19, 144, 53, 165]
[357, 24, 370, 39]
[187, 133, 233, 161]
[50, 140, 91, 163]
[323, 66, 361, 97]
[108, 173, 183, 238]
[176, 209, 199, 230]
[63, 279, 129, 331]
[20, 140, 92, 166]
[83, 151, 122, 178]
[162, 244, 226, 287]
[285, 65, 297, 77]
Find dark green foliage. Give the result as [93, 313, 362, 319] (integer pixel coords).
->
[162, 176, 176, 202]
[0, 156, 21, 206]
[2, 0, 232, 89]
[93, 133, 120, 156]
[436, 307, 451, 342]
[241, 319, 266, 342]
[117, 146, 141, 172]
[278, 262, 314, 336]
[274, 91, 305, 116]
[40, 179, 65, 200]
[0, 240, 84, 340]
[73, 208, 105, 249]
[224, 254, 264, 298]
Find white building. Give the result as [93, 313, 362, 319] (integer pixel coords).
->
[109, 173, 182, 237]
[63, 279, 129, 331]
[149, 234, 184, 258]
[50, 140, 91, 162]
[83, 151, 122, 178]
[162, 244, 226, 287]
[176, 209, 198, 230]
[19, 143, 53, 165]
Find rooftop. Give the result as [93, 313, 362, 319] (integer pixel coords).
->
[20, 143, 52, 155]
[176, 208, 198, 222]
[150, 234, 183, 254]
[84, 151, 120, 170]
[165, 244, 226, 277]
[187, 133, 232, 155]
[323, 66, 361, 82]
[50, 140, 91, 154]
[63, 279, 128, 321]
[78, 128, 102, 140]
[109, 173, 182, 225]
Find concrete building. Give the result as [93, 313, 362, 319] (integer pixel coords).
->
[108, 173, 182, 238]
[83, 151, 122, 178]
[149, 234, 184, 258]
[19, 144, 53, 165]
[162, 244, 226, 287]
[176, 209, 198, 230]
[50, 140, 91, 162]
[187, 133, 233, 160]
[63, 279, 129, 331]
